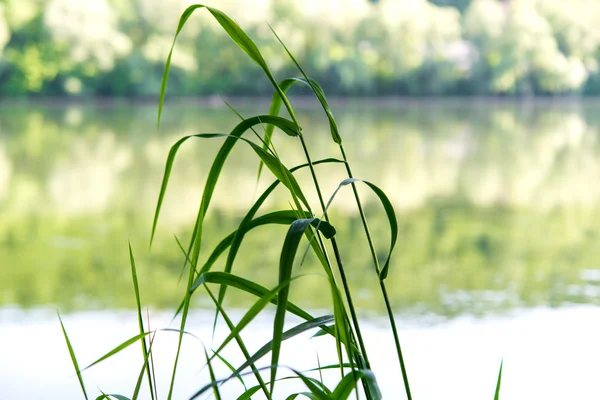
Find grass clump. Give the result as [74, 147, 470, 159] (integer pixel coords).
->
[58, 5, 504, 400]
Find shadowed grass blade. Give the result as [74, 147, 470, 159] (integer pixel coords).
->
[494, 359, 503, 400]
[128, 244, 155, 400]
[58, 312, 88, 400]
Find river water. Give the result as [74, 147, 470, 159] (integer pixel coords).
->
[1, 100, 600, 398]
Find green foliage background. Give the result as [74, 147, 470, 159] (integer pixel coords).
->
[1, 0, 600, 97]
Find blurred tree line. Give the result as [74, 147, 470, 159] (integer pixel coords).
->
[1, 0, 600, 97]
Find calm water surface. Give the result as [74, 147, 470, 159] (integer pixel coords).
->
[1, 100, 600, 398]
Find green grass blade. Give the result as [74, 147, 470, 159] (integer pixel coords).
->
[163, 126, 312, 387]
[204, 346, 222, 400]
[95, 395, 131, 400]
[204, 276, 299, 359]
[150, 115, 302, 247]
[268, 26, 342, 144]
[303, 363, 353, 373]
[236, 386, 261, 400]
[189, 365, 280, 399]
[259, 78, 299, 180]
[214, 158, 342, 325]
[204, 285, 270, 398]
[213, 211, 317, 333]
[81, 332, 152, 372]
[202, 158, 342, 277]
[328, 277, 353, 379]
[232, 315, 334, 378]
[289, 369, 331, 400]
[158, 5, 298, 128]
[332, 370, 381, 400]
[201, 209, 309, 278]
[158, 4, 270, 126]
[131, 331, 157, 400]
[324, 178, 398, 280]
[221, 98, 275, 158]
[190, 272, 339, 340]
[494, 359, 503, 400]
[271, 218, 335, 393]
[57, 312, 89, 400]
[212, 351, 248, 391]
[128, 244, 155, 400]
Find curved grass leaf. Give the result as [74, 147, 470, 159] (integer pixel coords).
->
[81, 332, 152, 372]
[258, 78, 299, 180]
[494, 359, 503, 400]
[212, 350, 248, 391]
[150, 114, 301, 246]
[190, 272, 337, 338]
[288, 393, 322, 400]
[289, 369, 331, 400]
[328, 276, 353, 380]
[58, 312, 88, 400]
[332, 370, 381, 400]
[303, 363, 353, 373]
[324, 178, 398, 280]
[208, 276, 298, 358]
[201, 209, 309, 273]
[163, 128, 313, 398]
[269, 26, 341, 145]
[95, 395, 131, 400]
[265, 75, 340, 146]
[214, 158, 342, 330]
[232, 315, 334, 378]
[159, 5, 298, 129]
[205, 210, 307, 274]
[236, 385, 261, 400]
[271, 218, 335, 393]
[189, 361, 320, 399]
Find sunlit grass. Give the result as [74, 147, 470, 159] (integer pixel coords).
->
[58, 5, 503, 400]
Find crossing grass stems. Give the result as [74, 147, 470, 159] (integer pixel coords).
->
[58, 5, 503, 400]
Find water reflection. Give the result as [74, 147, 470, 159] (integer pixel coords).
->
[1, 101, 600, 316]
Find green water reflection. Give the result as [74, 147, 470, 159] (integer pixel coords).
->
[2, 100, 600, 317]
